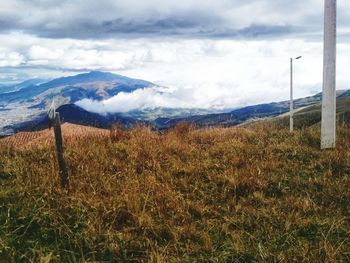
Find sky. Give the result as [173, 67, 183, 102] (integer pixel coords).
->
[0, 0, 350, 110]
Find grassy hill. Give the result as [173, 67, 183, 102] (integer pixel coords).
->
[154, 90, 350, 129]
[0, 123, 109, 149]
[0, 122, 350, 262]
[240, 96, 350, 130]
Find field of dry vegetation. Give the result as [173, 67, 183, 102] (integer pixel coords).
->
[0, 122, 349, 262]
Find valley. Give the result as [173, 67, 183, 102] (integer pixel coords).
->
[1, 71, 350, 135]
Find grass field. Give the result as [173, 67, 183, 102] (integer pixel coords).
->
[273, 97, 350, 130]
[0, 123, 109, 149]
[0, 121, 350, 262]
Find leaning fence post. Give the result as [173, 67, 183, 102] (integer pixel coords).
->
[48, 100, 68, 188]
[53, 112, 69, 188]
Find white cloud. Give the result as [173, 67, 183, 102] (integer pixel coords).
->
[0, 52, 25, 67]
[75, 84, 245, 114]
[75, 87, 181, 113]
[29, 45, 64, 60]
[73, 36, 350, 113]
[0, 0, 349, 111]
[1, 32, 350, 110]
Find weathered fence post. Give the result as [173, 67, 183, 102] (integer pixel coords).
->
[52, 112, 69, 188]
[48, 99, 68, 187]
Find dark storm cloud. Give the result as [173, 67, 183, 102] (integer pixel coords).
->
[0, 16, 20, 33]
[23, 18, 293, 40]
[26, 15, 220, 39]
[0, 0, 338, 40]
[201, 24, 294, 39]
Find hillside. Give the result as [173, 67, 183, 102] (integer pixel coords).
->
[2, 70, 350, 135]
[0, 71, 224, 135]
[155, 90, 350, 129]
[269, 97, 350, 129]
[0, 71, 155, 135]
[13, 104, 142, 132]
[0, 123, 109, 149]
[0, 122, 349, 262]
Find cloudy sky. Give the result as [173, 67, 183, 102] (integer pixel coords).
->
[0, 0, 350, 110]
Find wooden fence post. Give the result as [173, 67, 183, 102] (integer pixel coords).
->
[53, 112, 69, 188]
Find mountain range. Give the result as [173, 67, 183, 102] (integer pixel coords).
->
[0, 71, 349, 135]
[0, 71, 155, 134]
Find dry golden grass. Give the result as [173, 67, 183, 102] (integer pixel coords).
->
[0, 122, 349, 262]
[0, 123, 109, 149]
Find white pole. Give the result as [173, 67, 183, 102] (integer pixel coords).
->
[321, 0, 337, 149]
[290, 58, 294, 133]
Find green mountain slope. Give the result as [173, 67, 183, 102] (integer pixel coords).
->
[271, 97, 350, 129]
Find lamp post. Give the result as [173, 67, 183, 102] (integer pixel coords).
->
[321, 0, 337, 149]
[290, 56, 302, 133]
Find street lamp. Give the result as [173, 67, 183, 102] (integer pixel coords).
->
[290, 56, 302, 133]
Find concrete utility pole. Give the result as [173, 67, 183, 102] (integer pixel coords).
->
[321, 0, 337, 149]
[290, 56, 302, 133]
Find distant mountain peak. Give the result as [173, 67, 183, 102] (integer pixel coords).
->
[80, 70, 121, 78]
[39, 70, 153, 90]
[87, 70, 116, 75]
[0, 71, 157, 135]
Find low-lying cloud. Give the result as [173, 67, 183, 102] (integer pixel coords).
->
[75, 84, 249, 114]
[75, 87, 182, 113]
[75, 72, 320, 114]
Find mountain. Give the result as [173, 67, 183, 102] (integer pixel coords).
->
[0, 71, 152, 106]
[270, 96, 350, 129]
[153, 90, 350, 129]
[2, 70, 350, 135]
[0, 71, 155, 134]
[56, 104, 140, 129]
[8, 104, 141, 133]
[0, 71, 225, 134]
[120, 107, 223, 121]
[0, 79, 47, 95]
